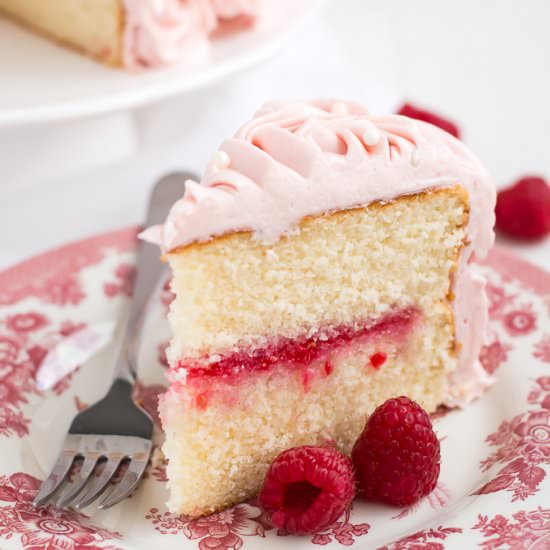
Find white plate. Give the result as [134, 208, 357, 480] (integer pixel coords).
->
[0, 0, 325, 128]
[0, 228, 549, 549]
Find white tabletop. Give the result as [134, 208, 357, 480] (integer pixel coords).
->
[0, 0, 548, 272]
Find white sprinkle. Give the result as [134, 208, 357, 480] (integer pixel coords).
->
[362, 125, 380, 146]
[210, 150, 231, 170]
[331, 102, 349, 116]
[411, 148, 421, 167]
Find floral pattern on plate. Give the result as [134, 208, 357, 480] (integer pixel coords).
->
[0, 472, 122, 550]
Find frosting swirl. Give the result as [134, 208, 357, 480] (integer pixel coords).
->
[143, 99, 494, 253]
[142, 99, 496, 407]
[122, 0, 262, 69]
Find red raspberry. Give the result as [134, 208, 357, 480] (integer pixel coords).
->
[259, 445, 355, 534]
[495, 176, 550, 240]
[352, 396, 440, 507]
[397, 103, 460, 139]
[369, 352, 387, 369]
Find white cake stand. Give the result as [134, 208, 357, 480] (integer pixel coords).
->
[0, 0, 326, 128]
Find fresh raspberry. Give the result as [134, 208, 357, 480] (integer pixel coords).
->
[397, 103, 460, 139]
[352, 396, 440, 507]
[369, 352, 387, 369]
[495, 176, 550, 240]
[259, 445, 355, 534]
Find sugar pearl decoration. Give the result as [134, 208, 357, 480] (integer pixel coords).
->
[210, 150, 231, 171]
[331, 102, 349, 116]
[362, 124, 380, 147]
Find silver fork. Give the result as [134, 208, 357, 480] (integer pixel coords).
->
[33, 173, 191, 510]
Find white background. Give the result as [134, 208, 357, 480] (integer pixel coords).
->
[0, 0, 548, 270]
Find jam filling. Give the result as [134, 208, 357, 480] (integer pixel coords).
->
[178, 306, 420, 381]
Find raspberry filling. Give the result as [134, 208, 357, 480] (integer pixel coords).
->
[178, 306, 419, 381]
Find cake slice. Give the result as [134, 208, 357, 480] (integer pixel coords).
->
[141, 99, 496, 516]
[0, 0, 261, 68]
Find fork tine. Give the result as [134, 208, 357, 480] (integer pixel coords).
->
[96, 457, 149, 510]
[33, 451, 76, 507]
[73, 457, 122, 509]
[55, 455, 100, 508]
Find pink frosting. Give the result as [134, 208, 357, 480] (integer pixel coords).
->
[210, 0, 261, 19]
[122, 0, 262, 69]
[142, 99, 496, 406]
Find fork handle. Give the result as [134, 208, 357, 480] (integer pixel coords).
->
[115, 172, 194, 383]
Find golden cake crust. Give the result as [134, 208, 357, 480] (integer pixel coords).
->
[167, 186, 470, 257]
[0, 0, 124, 65]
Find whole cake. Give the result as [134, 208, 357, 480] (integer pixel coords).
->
[0, 0, 262, 68]
[142, 99, 496, 517]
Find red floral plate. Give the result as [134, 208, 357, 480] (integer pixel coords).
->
[0, 227, 548, 550]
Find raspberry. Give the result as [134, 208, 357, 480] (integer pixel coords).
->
[259, 445, 355, 534]
[352, 396, 440, 507]
[397, 103, 460, 139]
[369, 352, 387, 369]
[495, 176, 550, 240]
